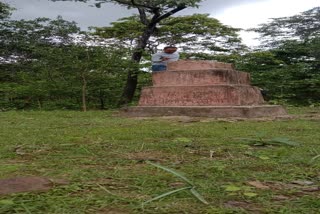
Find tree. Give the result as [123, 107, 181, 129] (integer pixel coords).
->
[250, 7, 320, 46]
[249, 7, 320, 104]
[0, 4, 131, 111]
[94, 14, 244, 54]
[0, 9, 82, 110]
[0, 16, 80, 63]
[34, 44, 130, 111]
[51, 0, 203, 105]
[0, 2, 12, 20]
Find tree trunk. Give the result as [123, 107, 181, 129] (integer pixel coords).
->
[117, 6, 186, 106]
[81, 73, 87, 112]
[37, 98, 42, 110]
[99, 89, 105, 110]
[118, 23, 157, 106]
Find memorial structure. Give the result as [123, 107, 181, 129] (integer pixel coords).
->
[122, 60, 287, 118]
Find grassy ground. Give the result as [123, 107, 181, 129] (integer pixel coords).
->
[0, 107, 319, 214]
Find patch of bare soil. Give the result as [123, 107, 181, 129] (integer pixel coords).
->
[224, 200, 264, 213]
[247, 180, 320, 200]
[0, 177, 69, 195]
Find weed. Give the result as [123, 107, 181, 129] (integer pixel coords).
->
[144, 161, 208, 205]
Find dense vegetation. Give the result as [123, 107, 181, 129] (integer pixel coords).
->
[0, 2, 319, 111]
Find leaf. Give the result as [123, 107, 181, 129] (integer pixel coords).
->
[190, 188, 209, 205]
[145, 161, 208, 205]
[243, 192, 258, 197]
[225, 185, 241, 192]
[0, 199, 14, 205]
[143, 186, 192, 205]
[269, 137, 300, 146]
[146, 161, 194, 186]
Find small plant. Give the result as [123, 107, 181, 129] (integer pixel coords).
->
[143, 161, 209, 205]
[235, 132, 300, 147]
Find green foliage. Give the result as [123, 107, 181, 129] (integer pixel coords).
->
[0, 16, 80, 62]
[145, 161, 208, 205]
[217, 51, 319, 104]
[205, 7, 320, 105]
[251, 7, 320, 43]
[235, 51, 283, 71]
[143, 186, 193, 205]
[94, 14, 244, 53]
[156, 14, 244, 52]
[93, 16, 145, 42]
[147, 161, 194, 185]
[1, 44, 131, 110]
[0, 2, 13, 20]
[241, 7, 320, 105]
[0, 8, 133, 110]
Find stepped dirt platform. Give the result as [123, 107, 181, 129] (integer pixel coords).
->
[122, 60, 287, 118]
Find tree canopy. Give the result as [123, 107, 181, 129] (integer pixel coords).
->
[0, 1, 12, 20]
[94, 14, 244, 53]
[51, 0, 204, 105]
[1, 3, 132, 111]
[250, 7, 320, 46]
[247, 7, 320, 104]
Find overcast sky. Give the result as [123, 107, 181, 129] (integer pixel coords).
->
[4, 0, 320, 46]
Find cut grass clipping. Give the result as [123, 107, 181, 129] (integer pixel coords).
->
[143, 161, 209, 205]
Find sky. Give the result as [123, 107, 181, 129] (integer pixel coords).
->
[3, 0, 320, 46]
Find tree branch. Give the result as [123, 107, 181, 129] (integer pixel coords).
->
[138, 8, 148, 25]
[150, 8, 161, 24]
[152, 5, 186, 24]
[112, 0, 158, 11]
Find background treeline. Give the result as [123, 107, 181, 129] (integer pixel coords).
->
[0, 2, 319, 111]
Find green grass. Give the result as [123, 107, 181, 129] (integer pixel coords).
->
[0, 107, 319, 213]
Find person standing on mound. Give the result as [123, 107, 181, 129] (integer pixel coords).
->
[151, 46, 179, 72]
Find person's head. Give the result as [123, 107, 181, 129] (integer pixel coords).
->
[163, 46, 177, 54]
